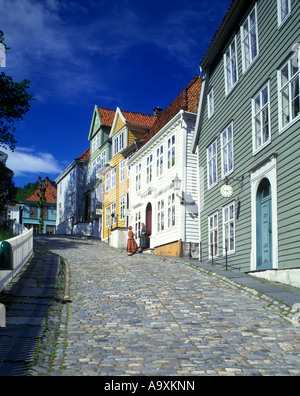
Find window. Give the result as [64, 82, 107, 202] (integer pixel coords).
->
[120, 160, 125, 183]
[105, 205, 110, 228]
[277, 0, 291, 26]
[252, 82, 271, 152]
[207, 140, 217, 188]
[168, 135, 175, 168]
[92, 160, 96, 179]
[208, 88, 214, 118]
[156, 145, 164, 177]
[120, 196, 126, 221]
[70, 169, 75, 184]
[92, 134, 99, 153]
[136, 163, 141, 191]
[135, 211, 141, 239]
[29, 206, 38, 219]
[221, 123, 234, 178]
[241, 4, 259, 72]
[208, 212, 218, 258]
[105, 171, 110, 192]
[168, 193, 175, 228]
[96, 155, 101, 171]
[223, 202, 235, 254]
[114, 131, 124, 155]
[157, 200, 165, 232]
[111, 202, 116, 226]
[111, 167, 116, 188]
[224, 37, 238, 94]
[101, 151, 106, 168]
[146, 154, 153, 183]
[43, 207, 48, 220]
[278, 49, 300, 131]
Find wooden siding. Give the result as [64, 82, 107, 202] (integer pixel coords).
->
[197, 0, 300, 271]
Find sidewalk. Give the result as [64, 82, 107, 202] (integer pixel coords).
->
[0, 240, 65, 376]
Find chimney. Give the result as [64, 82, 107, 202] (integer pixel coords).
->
[153, 107, 163, 117]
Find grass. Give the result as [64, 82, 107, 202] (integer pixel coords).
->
[0, 227, 14, 242]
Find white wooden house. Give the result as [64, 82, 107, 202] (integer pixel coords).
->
[127, 76, 202, 257]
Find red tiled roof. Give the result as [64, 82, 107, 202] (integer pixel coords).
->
[141, 75, 201, 147]
[98, 108, 116, 127]
[23, 182, 57, 204]
[75, 147, 90, 162]
[121, 110, 156, 129]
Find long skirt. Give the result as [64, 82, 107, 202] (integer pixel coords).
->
[127, 238, 138, 255]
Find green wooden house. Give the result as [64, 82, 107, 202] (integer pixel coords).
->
[192, 0, 300, 279]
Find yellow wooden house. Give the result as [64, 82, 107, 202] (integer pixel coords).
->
[102, 107, 156, 245]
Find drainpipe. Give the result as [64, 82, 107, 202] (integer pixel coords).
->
[180, 110, 187, 244]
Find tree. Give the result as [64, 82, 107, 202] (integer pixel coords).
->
[36, 176, 49, 234]
[0, 30, 35, 151]
[0, 162, 17, 213]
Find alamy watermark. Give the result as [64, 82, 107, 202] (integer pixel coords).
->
[292, 303, 300, 328]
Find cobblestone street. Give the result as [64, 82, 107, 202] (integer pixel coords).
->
[31, 236, 300, 375]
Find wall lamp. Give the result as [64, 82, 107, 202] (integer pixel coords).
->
[172, 174, 184, 205]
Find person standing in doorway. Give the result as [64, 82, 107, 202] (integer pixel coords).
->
[139, 223, 148, 253]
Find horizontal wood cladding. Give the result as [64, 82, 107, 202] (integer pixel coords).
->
[197, 0, 300, 271]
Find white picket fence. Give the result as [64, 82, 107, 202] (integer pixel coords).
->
[0, 225, 33, 292]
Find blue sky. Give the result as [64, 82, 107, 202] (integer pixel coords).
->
[0, 0, 231, 187]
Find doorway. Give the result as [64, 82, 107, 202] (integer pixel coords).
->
[256, 178, 272, 269]
[145, 203, 152, 248]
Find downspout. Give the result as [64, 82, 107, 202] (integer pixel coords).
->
[180, 110, 187, 244]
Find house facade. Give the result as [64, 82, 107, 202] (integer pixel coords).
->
[102, 108, 156, 246]
[128, 76, 201, 257]
[55, 148, 90, 235]
[192, 0, 300, 274]
[21, 181, 57, 234]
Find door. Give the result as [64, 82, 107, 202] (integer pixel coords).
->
[256, 178, 272, 269]
[145, 203, 152, 248]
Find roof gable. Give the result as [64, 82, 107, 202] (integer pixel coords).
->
[88, 105, 116, 141]
[22, 181, 57, 205]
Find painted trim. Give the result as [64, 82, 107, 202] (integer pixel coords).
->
[250, 156, 278, 271]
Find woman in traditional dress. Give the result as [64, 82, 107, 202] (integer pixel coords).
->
[127, 226, 138, 256]
[139, 223, 148, 253]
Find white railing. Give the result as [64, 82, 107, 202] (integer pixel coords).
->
[0, 226, 33, 292]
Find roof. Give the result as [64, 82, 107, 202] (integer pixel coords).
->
[22, 181, 57, 205]
[75, 147, 90, 162]
[141, 75, 201, 147]
[97, 108, 116, 127]
[120, 109, 156, 129]
[200, 0, 252, 70]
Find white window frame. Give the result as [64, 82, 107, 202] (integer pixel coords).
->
[157, 199, 165, 232]
[105, 171, 110, 192]
[252, 81, 271, 154]
[101, 151, 106, 168]
[113, 130, 124, 156]
[278, 49, 300, 132]
[208, 88, 214, 118]
[146, 154, 153, 184]
[120, 160, 125, 183]
[223, 201, 235, 255]
[207, 140, 218, 189]
[208, 212, 218, 258]
[92, 134, 99, 153]
[240, 3, 259, 73]
[224, 36, 238, 95]
[111, 201, 116, 226]
[86, 164, 90, 184]
[167, 135, 175, 169]
[156, 144, 164, 177]
[168, 193, 175, 228]
[105, 204, 110, 228]
[135, 211, 141, 239]
[92, 159, 96, 179]
[136, 163, 141, 191]
[221, 122, 234, 179]
[120, 196, 126, 221]
[111, 167, 116, 188]
[277, 0, 291, 27]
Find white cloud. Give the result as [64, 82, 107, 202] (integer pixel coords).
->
[3, 147, 63, 177]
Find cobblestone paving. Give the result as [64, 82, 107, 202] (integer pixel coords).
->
[36, 236, 300, 376]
